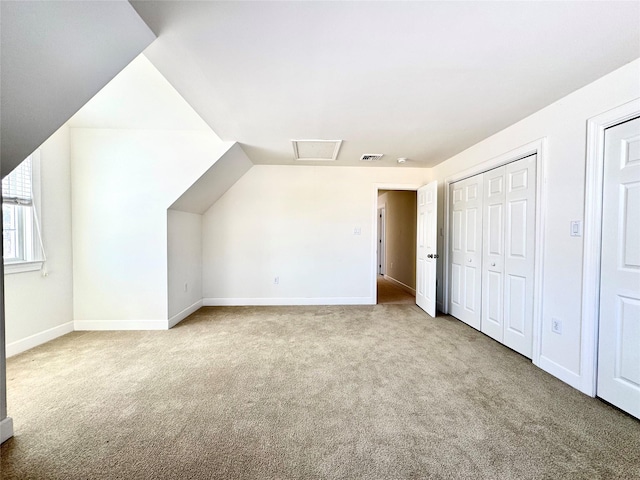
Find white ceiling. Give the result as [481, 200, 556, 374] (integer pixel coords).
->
[131, 1, 640, 168]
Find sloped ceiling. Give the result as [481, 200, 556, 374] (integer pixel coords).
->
[68, 54, 213, 133]
[169, 143, 253, 215]
[0, 1, 155, 177]
[131, 1, 640, 168]
[68, 53, 244, 215]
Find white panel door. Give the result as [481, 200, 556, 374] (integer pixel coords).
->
[449, 175, 483, 329]
[598, 117, 640, 418]
[481, 166, 506, 342]
[502, 155, 536, 358]
[416, 181, 438, 317]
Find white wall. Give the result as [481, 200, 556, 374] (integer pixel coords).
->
[71, 129, 228, 329]
[167, 209, 203, 326]
[5, 125, 74, 355]
[431, 59, 640, 391]
[202, 165, 430, 305]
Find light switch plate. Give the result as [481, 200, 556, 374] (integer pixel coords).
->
[570, 220, 582, 237]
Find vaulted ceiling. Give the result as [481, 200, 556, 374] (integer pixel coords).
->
[0, 0, 154, 176]
[131, 1, 640, 168]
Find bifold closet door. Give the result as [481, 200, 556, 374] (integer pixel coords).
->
[481, 166, 506, 342]
[480, 155, 536, 358]
[503, 155, 536, 357]
[449, 175, 483, 330]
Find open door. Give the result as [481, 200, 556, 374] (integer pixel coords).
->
[416, 181, 438, 316]
[597, 116, 640, 418]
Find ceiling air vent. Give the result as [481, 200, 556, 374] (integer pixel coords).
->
[292, 139, 342, 161]
[360, 154, 384, 162]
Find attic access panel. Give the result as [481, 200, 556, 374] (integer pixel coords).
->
[292, 139, 342, 161]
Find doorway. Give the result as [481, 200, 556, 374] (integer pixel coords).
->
[582, 100, 640, 418]
[376, 189, 417, 305]
[582, 105, 640, 418]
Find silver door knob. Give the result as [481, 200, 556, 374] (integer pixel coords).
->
[491, 262, 496, 266]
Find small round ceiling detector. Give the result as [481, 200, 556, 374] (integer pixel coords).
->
[397, 157, 408, 164]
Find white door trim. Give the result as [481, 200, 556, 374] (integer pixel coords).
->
[371, 183, 422, 304]
[581, 98, 640, 397]
[378, 207, 386, 275]
[442, 138, 547, 366]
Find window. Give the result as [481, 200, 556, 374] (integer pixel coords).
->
[2, 152, 44, 273]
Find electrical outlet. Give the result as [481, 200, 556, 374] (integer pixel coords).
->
[353, 227, 362, 235]
[274, 277, 279, 285]
[551, 318, 562, 334]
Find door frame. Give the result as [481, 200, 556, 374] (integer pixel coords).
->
[377, 207, 386, 275]
[371, 183, 422, 304]
[581, 98, 640, 397]
[442, 138, 547, 365]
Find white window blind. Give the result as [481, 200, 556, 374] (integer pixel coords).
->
[2, 156, 33, 206]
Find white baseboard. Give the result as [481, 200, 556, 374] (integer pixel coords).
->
[537, 355, 583, 392]
[6, 321, 74, 357]
[169, 300, 203, 328]
[203, 297, 374, 306]
[383, 275, 416, 295]
[73, 319, 168, 331]
[1, 417, 14, 444]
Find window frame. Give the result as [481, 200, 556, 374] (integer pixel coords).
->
[3, 150, 43, 275]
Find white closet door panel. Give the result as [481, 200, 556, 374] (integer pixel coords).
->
[451, 263, 462, 306]
[449, 175, 483, 330]
[487, 204, 504, 255]
[505, 274, 526, 334]
[502, 155, 536, 358]
[464, 266, 478, 310]
[481, 166, 506, 341]
[485, 270, 503, 328]
[450, 183, 465, 313]
[598, 117, 640, 419]
[508, 200, 527, 258]
[465, 208, 480, 253]
[452, 210, 463, 252]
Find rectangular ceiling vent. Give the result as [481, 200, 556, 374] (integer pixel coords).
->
[360, 154, 384, 162]
[292, 139, 342, 161]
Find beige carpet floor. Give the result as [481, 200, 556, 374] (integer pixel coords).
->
[1, 305, 639, 479]
[376, 276, 416, 305]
